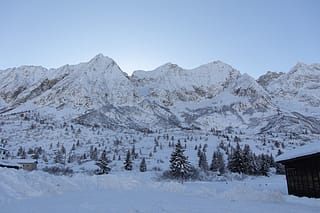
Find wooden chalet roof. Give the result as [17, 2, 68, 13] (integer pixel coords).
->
[276, 142, 320, 163]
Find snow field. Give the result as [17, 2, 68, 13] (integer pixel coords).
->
[0, 168, 319, 213]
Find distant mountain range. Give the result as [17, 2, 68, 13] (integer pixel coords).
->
[1, 54, 320, 134]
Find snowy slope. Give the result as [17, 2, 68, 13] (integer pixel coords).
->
[166, 73, 275, 131]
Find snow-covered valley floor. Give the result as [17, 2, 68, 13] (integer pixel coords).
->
[0, 168, 319, 213]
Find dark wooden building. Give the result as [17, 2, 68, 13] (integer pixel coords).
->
[276, 143, 320, 198]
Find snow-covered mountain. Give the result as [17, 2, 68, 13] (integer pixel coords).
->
[34, 54, 136, 108]
[0, 65, 49, 104]
[0, 54, 137, 118]
[0, 54, 319, 134]
[258, 63, 320, 116]
[132, 61, 240, 104]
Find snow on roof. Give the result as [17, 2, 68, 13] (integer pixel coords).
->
[0, 161, 21, 167]
[0, 159, 37, 164]
[0, 147, 9, 151]
[276, 142, 320, 162]
[12, 159, 37, 164]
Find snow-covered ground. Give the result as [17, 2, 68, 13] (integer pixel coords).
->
[0, 168, 319, 213]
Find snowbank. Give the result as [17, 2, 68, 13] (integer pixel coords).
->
[0, 169, 319, 213]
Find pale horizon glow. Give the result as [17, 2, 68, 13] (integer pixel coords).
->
[1, 0, 320, 78]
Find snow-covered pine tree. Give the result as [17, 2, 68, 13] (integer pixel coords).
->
[197, 148, 202, 157]
[140, 157, 147, 172]
[276, 149, 283, 156]
[227, 143, 245, 174]
[100, 149, 108, 162]
[90, 146, 98, 161]
[96, 159, 111, 174]
[217, 150, 225, 175]
[242, 144, 255, 175]
[17, 146, 24, 157]
[275, 162, 285, 174]
[67, 151, 76, 163]
[210, 150, 218, 172]
[269, 154, 276, 167]
[61, 145, 66, 155]
[54, 149, 64, 164]
[198, 151, 209, 171]
[257, 154, 270, 176]
[131, 145, 136, 157]
[210, 149, 225, 174]
[124, 150, 133, 170]
[169, 141, 193, 182]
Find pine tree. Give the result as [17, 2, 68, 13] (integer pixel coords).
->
[258, 154, 270, 176]
[96, 159, 111, 174]
[169, 141, 193, 182]
[54, 149, 64, 164]
[140, 157, 147, 172]
[61, 145, 66, 155]
[276, 149, 283, 156]
[242, 144, 254, 175]
[71, 144, 76, 151]
[275, 162, 285, 174]
[90, 147, 98, 161]
[67, 151, 76, 163]
[17, 146, 24, 157]
[100, 149, 108, 162]
[210, 151, 219, 172]
[197, 148, 202, 157]
[20, 149, 27, 159]
[217, 150, 225, 175]
[124, 150, 133, 170]
[210, 149, 225, 175]
[227, 143, 245, 174]
[269, 154, 276, 167]
[198, 151, 209, 171]
[131, 145, 136, 156]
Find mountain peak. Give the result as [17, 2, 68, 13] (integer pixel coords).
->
[89, 53, 114, 65]
[195, 60, 233, 70]
[155, 62, 182, 71]
[288, 62, 320, 77]
[205, 60, 225, 65]
[81, 54, 129, 77]
[293, 62, 308, 68]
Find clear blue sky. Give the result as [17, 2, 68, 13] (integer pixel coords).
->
[1, 0, 319, 78]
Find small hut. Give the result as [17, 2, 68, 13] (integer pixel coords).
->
[276, 143, 320, 198]
[17, 160, 38, 171]
[0, 159, 37, 171]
